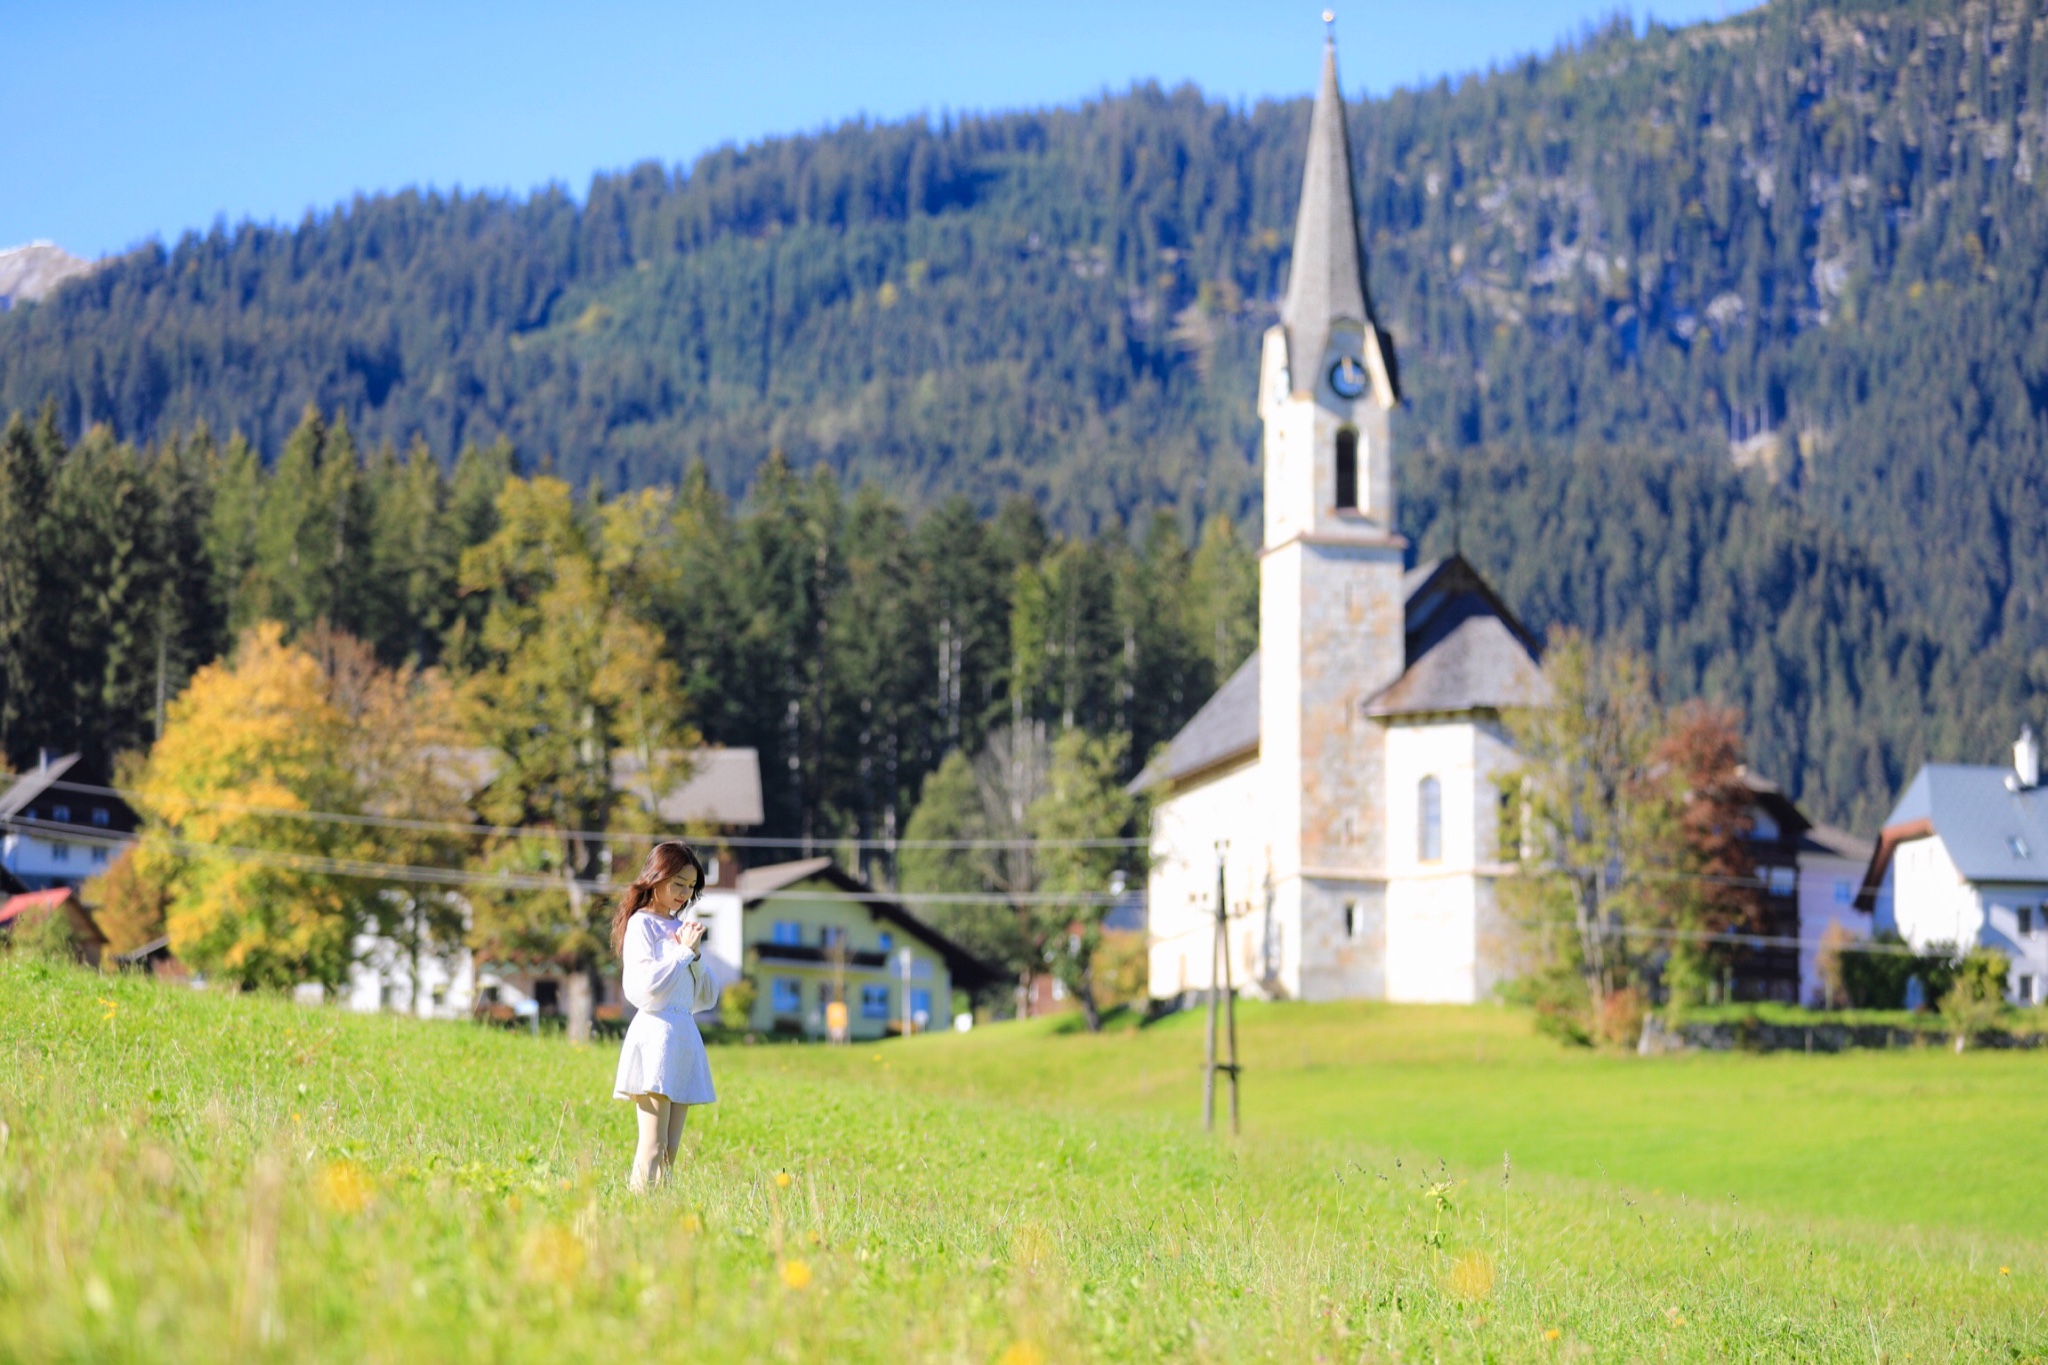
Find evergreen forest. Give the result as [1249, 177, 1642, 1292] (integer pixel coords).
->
[4, 0, 2048, 829]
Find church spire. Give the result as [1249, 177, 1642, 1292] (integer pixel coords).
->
[1280, 22, 1392, 401]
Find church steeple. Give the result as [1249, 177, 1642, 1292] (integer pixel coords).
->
[1279, 24, 1397, 407]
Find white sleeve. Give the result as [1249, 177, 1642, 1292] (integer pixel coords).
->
[688, 957, 720, 1014]
[622, 917, 696, 1012]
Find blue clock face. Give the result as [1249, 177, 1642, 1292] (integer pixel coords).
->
[1329, 355, 1368, 399]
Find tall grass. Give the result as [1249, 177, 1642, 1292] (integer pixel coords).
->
[2, 959, 2041, 1361]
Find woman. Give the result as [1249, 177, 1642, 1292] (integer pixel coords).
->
[610, 841, 720, 1191]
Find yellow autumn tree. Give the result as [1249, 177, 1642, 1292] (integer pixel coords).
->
[131, 622, 469, 988]
[456, 477, 696, 1040]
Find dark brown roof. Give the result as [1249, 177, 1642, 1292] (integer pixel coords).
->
[736, 857, 1002, 988]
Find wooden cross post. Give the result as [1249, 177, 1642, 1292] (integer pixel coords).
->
[1203, 843, 1241, 1135]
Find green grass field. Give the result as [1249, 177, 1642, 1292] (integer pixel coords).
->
[4, 959, 2044, 1362]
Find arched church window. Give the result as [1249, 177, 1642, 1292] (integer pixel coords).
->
[1419, 776, 1443, 863]
[1335, 427, 1359, 510]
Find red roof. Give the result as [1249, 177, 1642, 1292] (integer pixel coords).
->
[0, 887, 76, 926]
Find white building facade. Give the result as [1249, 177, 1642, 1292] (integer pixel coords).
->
[1136, 36, 1548, 1005]
[1859, 728, 2048, 1005]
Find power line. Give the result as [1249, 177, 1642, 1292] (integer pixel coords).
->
[0, 817, 1133, 906]
[40, 778, 1150, 850]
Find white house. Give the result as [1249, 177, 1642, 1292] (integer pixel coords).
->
[0, 751, 138, 891]
[1133, 33, 1550, 1006]
[342, 747, 767, 1019]
[1858, 727, 2048, 1005]
[1796, 823, 1873, 1007]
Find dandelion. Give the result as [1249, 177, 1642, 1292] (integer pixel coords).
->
[774, 1170, 793, 1189]
[314, 1160, 372, 1215]
[1544, 1327, 1561, 1341]
[98, 997, 118, 1023]
[1999, 1266, 2011, 1276]
[780, 1259, 812, 1289]
[999, 1343, 1045, 1365]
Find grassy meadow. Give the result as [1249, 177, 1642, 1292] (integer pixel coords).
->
[3, 958, 2045, 1363]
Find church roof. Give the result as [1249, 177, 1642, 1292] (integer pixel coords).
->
[1132, 554, 1546, 794]
[1128, 652, 1261, 794]
[1365, 615, 1550, 718]
[1280, 35, 1399, 403]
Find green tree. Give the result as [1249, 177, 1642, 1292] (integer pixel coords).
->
[1030, 727, 1141, 1031]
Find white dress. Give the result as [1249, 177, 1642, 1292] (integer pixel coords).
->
[612, 911, 720, 1105]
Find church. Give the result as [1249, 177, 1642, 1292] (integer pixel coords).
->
[1134, 32, 1550, 1005]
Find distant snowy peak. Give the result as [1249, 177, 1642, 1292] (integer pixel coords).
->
[0, 242, 98, 309]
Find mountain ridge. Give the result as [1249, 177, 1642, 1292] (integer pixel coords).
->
[2, 0, 2045, 828]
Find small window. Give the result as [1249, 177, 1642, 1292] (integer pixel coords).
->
[909, 988, 933, 1023]
[860, 985, 891, 1020]
[1334, 428, 1359, 511]
[1766, 866, 1797, 896]
[1749, 807, 1780, 842]
[771, 978, 802, 1014]
[1833, 879, 1853, 905]
[91, 808, 110, 827]
[1343, 901, 1363, 941]
[821, 926, 847, 950]
[91, 846, 108, 864]
[771, 921, 803, 947]
[2010, 836, 2032, 859]
[2017, 975, 2037, 1006]
[1418, 776, 1443, 863]
[877, 931, 894, 952]
[2019, 905, 2035, 936]
[51, 842, 71, 863]
[52, 805, 70, 824]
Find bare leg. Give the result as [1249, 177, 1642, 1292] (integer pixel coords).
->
[661, 1103, 690, 1180]
[630, 1093, 671, 1192]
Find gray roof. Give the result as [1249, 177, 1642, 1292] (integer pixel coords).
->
[445, 745, 765, 828]
[737, 856, 836, 900]
[614, 748, 765, 827]
[1366, 615, 1549, 718]
[1134, 555, 1546, 794]
[1128, 652, 1260, 793]
[1280, 37, 1396, 401]
[1881, 764, 2048, 885]
[0, 752, 80, 820]
[1802, 824, 1874, 862]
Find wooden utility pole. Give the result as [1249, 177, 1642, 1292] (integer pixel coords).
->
[1203, 843, 1241, 1135]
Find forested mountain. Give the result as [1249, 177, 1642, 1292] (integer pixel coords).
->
[4, 0, 2046, 829]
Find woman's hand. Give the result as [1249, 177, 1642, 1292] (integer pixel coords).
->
[672, 919, 707, 953]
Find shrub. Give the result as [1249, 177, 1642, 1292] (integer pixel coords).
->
[1940, 948, 2012, 1048]
[720, 974, 758, 1033]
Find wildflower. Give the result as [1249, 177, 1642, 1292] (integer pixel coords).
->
[999, 1344, 1045, 1365]
[680, 1212, 703, 1233]
[98, 997, 118, 1023]
[315, 1160, 373, 1215]
[780, 1259, 812, 1289]
[1544, 1328, 1561, 1341]
[1999, 1266, 2011, 1276]
[774, 1171, 793, 1189]
[1448, 1252, 1494, 1301]
[519, 1224, 587, 1287]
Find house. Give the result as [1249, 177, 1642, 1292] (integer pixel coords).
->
[1135, 32, 1550, 1006]
[698, 856, 997, 1039]
[1857, 727, 2048, 1005]
[1796, 824, 1874, 1008]
[0, 751, 141, 891]
[1, 886, 109, 966]
[336, 746, 768, 1020]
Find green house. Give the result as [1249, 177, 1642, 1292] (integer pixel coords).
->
[714, 857, 998, 1039]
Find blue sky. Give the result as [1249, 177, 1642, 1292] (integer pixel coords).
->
[5, 0, 1742, 260]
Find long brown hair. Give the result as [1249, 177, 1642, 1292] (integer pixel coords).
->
[608, 841, 708, 956]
